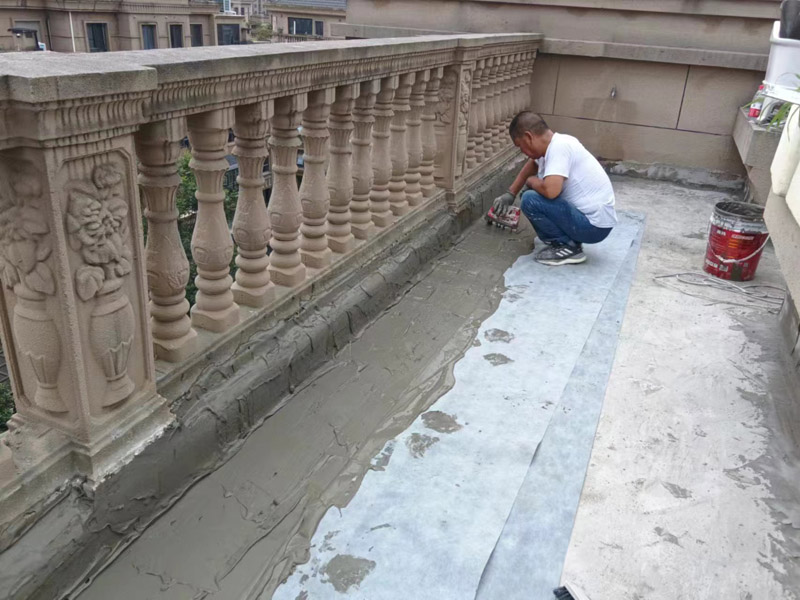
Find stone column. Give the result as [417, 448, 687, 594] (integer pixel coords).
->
[481, 57, 497, 160]
[351, 80, 379, 240]
[0, 128, 170, 482]
[370, 75, 398, 227]
[268, 94, 307, 287]
[134, 118, 198, 362]
[187, 108, 240, 333]
[420, 68, 443, 198]
[465, 61, 483, 171]
[327, 84, 358, 253]
[405, 70, 428, 207]
[434, 65, 472, 190]
[231, 101, 275, 307]
[299, 88, 334, 269]
[389, 72, 414, 217]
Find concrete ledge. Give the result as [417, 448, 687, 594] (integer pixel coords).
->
[332, 23, 768, 71]
[765, 190, 800, 311]
[540, 38, 768, 71]
[778, 292, 800, 375]
[733, 107, 781, 170]
[604, 160, 744, 191]
[2, 158, 523, 600]
[332, 23, 459, 38]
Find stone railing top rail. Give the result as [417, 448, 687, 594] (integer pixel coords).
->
[0, 34, 542, 104]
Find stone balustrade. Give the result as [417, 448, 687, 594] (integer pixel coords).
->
[0, 34, 540, 538]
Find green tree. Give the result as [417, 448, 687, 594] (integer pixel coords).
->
[0, 382, 14, 432]
[250, 22, 273, 42]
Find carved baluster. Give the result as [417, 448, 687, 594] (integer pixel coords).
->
[520, 52, 534, 113]
[491, 56, 507, 152]
[474, 60, 488, 165]
[134, 119, 198, 362]
[420, 68, 443, 198]
[501, 55, 513, 131]
[187, 109, 240, 333]
[389, 72, 414, 217]
[370, 76, 398, 227]
[508, 53, 520, 119]
[482, 57, 497, 159]
[496, 56, 508, 133]
[231, 101, 274, 307]
[268, 94, 307, 287]
[327, 84, 357, 253]
[405, 70, 428, 207]
[299, 89, 333, 269]
[508, 54, 521, 124]
[465, 61, 483, 171]
[351, 80, 379, 239]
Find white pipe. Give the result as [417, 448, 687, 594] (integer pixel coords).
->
[69, 11, 76, 52]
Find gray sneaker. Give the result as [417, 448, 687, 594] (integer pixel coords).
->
[535, 243, 586, 266]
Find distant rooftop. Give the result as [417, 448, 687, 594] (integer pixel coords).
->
[266, 0, 346, 11]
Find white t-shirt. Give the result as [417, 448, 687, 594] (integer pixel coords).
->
[535, 133, 618, 228]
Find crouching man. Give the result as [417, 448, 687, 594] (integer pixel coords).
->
[493, 112, 618, 266]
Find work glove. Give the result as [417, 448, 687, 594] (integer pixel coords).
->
[492, 191, 515, 217]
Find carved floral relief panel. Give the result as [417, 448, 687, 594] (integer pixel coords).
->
[0, 159, 66, 417]
[61, 149, 152, 416]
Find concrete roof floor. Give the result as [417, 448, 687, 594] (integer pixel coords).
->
[76, 177, 800, 600]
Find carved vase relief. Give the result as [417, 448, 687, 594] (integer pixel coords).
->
[457, 70, 472, 176]
[66, 164, 136, 407]
[0, 175, 65, 413]
[436, 69, 472, 178]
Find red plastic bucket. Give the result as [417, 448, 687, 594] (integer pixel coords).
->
[703, 201, 769, 282]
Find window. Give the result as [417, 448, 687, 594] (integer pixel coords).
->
[217, 24, 240, 45]
[169, 24, 183, 48]
[141, 24, 157, 50]
[315, 21, 323, 37]
[86, 23, 109, 52]
[190, 24, 203, 47]
[288, 17, 313, 36]
[14, 20, 41, 39]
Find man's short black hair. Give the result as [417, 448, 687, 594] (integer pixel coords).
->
[509, 112, 550, 140]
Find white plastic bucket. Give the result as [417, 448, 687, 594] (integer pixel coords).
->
[766, 20, 800, 91]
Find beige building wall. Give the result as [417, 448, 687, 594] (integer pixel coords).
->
[529, 54, 763, 174]
[269, 8, 344, 37]
[0, 1, 224, 52]
[347, 0, 777, 54]
[346, 0, 778, 175]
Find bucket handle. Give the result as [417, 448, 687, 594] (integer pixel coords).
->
[707, 216, 771, 264]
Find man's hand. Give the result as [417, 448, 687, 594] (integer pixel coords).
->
[492, 191, 515, 216]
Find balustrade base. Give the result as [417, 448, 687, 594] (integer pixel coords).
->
[232, 282, 277, 309]
[351, 222, 375, 240]
[270, 264, 307, 288]
[0, 392, 172, 542]
[329, 234, 355, 254]
[372, 212, 394, 228]
[301, 247, 333, 269]
[191, 304, 241, 333]
[70, 393, 173, 484]
[154, 328, 199, 363]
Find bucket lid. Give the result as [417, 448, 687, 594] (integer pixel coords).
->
[714, 201, 765, 223]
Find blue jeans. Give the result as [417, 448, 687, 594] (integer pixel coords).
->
[520, 190, 612, 247]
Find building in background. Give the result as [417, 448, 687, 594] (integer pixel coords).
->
[0, 0, 247, 52]
[265, 0, 345, 38]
